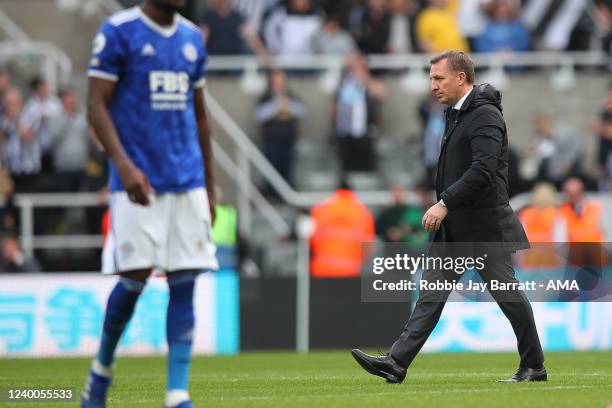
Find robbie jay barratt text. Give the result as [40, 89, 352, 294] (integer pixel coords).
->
[371, 279, 580, 292]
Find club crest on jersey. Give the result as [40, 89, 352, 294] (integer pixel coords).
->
[92, 33, 106, 55]
[182, 43, 197, 63]
[149, 70, 189, 110]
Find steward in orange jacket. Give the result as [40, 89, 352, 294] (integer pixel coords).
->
[560, 178, 606, 267]
[517, 183, 566, 268]
[310, 188, 375, 277]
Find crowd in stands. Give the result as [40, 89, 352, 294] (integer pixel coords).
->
[200, 0, 612, 57]
[0, 69, 107, 271]
[1, 0, 611, 273]
[255, 69, 305, 194]
[208, 0, 611, 193]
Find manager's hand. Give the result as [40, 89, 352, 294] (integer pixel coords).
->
[422, 202, 449, 232]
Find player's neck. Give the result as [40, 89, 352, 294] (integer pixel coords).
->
[141, 2, 175, 27]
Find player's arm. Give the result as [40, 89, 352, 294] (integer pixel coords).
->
[193, 87, 216, 224]
[87, 77, 152, 205]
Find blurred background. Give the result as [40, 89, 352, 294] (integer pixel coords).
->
[0, 0, 610, 358]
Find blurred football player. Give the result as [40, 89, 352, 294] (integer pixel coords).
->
[82, 1, 217, 407]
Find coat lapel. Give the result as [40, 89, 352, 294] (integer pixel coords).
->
[440, 109, 460, 150]
[440, 87, 476, 150]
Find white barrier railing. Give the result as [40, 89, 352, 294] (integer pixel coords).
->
[0, 41, 73, 92]
[0, 6, 73, 92]
[14, 193, 103, 258]
[206, 91, 397, 210]
[205, 51, 609, 71]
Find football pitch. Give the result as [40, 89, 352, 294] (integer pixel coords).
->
[0, 351, 610, 407]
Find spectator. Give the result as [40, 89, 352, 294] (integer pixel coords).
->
[0, 167, 16, 235]
[48, 88, 90, 192]
[232, 0, 277, 33]
[20, 77, 61, 173]
[347, 0, 368, 38]
[387, 0, 420, 54]
[376, 183, 408, 242]
[312, 14, 357, 56]
[0, 234, 41, 273]
[592, 86, 612, 191]
[418, 93, 445, 190]
[201, 0, 267, 56]
[375, 183, 428, 245]
[255, 70, 305, 190]
[474, 0, 531, 53]
[507, 145, 527, 197]
[0, 68, 11, 116]
[309, 180, 375, 277]
[560, 178, 604, 242]
[458, 0, 491, 50]
[525, 112, 582, 187]
[333, 53, 387, 173]
[521, 0, 593, 51]
[263, 0, 323, 55]
[354, 0, 390, 54]
[559, 178, 606, 273]
[320, 0, 355, 29]
[518, 182, 566, 243]
[0, 88, 40, 192]
[516, 182, 566, 269]
[416, 0, 469, 53]
[596, 1, 612, 60]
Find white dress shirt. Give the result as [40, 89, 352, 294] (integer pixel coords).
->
[453, 88, 472, 110]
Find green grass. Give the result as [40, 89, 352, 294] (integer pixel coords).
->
[0, 351, 611, 407]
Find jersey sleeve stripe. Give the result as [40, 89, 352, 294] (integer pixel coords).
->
[194, 78, 207, 88]
[88, 69, 119, 81]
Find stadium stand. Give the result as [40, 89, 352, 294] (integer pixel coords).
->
[0, 0, 609, 278]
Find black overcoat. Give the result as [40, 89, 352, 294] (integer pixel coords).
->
[434, 83, 529, 252]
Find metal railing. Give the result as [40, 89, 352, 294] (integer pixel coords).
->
[0, 8, 72, 91]
[15, 193, 103, 258]
[212, 138, 291, 237]
[11, 90, 391, 258]
[0, 7, 29, 41]
[206, 91, 396, 208]
[206, 51, 609, 71]
[205, 91, 397, 238]
[0, 41, 73, 91]
[13, 131, 295, 258]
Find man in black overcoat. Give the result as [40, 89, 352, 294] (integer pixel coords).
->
[352, 51, 546, 383]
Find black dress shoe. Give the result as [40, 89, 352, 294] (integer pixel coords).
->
[351, 349, 407, 384]
[497, 366, 547, 382]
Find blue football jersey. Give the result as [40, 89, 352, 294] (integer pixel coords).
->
[88, 7, 208, 193]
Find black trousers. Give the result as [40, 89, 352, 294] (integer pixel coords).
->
[389, 252, 544, 369]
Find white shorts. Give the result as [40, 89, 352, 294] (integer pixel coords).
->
[102, 187, 218, 274]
